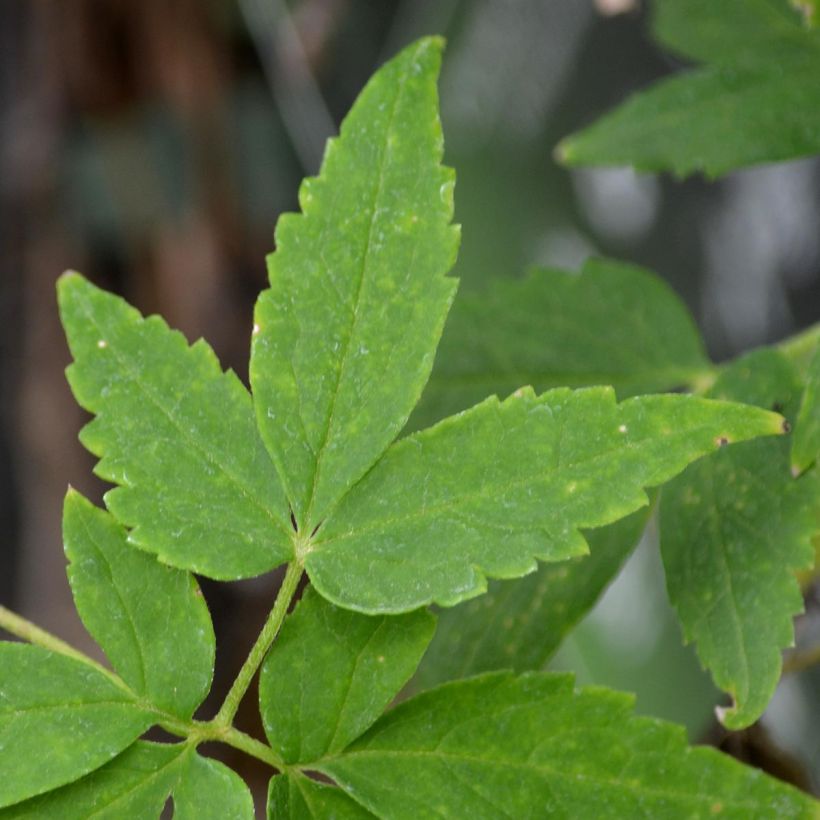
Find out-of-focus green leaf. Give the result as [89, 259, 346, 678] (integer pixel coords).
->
[259, 588, 435, 764]
[558, 0, 820, 176]
[267, 774, 375, 819]
[792, 345, 820, 475]
[317, 673, 817, 818]
[308, 389, 784, 613]
[410, 258, 711, 430]
[415, 505, 651, 689]
[63, 491, 214, 719]
[250, 36, 459, 530]
[58, 272, 293, 580]
[0, 645, 156, 809]
[661, 349, 817, 728]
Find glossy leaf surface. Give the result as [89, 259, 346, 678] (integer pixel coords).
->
[251, 36, 459, 529]
[58, 273, 293, 580]
[661, 350, 818, 728]
[309, 388, 784, 612]
[259, 588, 435, 763]
[64, 491, 215, 719]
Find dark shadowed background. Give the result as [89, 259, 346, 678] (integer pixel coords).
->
[1, 0, 818, 802]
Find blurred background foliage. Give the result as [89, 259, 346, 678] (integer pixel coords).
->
[1, 0, 818, 799]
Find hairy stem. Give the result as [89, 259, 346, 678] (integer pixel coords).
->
[0, 604, 129, 692]
[213, 561, 303, 727]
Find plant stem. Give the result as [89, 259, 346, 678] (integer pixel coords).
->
[213, 562, 303, 727]
[220, 726, 286, 770]
[0, 604, 129, 692]
[783, 643, 820, 675]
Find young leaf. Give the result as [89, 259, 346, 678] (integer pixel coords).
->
[63, 490, 215, 719]
[259, 587, 435, 764]
[1, 742, 187, 819]
[792, 345, 820, 475]
[414, 504, 651, 689]
[172, 753, 254, 820]
[316, 673, 817, 819]
[557, 1, 820, 176]
[411, 258, 711, 430]
[661, 349, 817, 728]
[308, 388, 784, 613]
[58, 272, 293, 580]
[268, 774, 375, 819]
[250, 36, 459, 530]
[0, 644, 156, 808]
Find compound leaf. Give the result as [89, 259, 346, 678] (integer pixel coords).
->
[267, 774, 375, 820]
[792, 344, 820, 475]
[317, 673, 816, 819]
[0, 644, 156, 809]
[250, 36, 459, 530]
[411, 258, 711, 430]
[308, 388, 784, 613]
[58, 272, 293, 580]
[172, 753, 254, 820]
[661, 349, 818, 728]
[557, 1, 820, 176]
[63, 491, 215, 719]
[259, 587, 435, 764]
[415, 504, 651, 689]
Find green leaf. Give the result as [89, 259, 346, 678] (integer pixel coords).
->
[259, 587, 435, 764]
[250, 36, 459, 530]
[308, 388, 785, 613]
[661, 349, 817, 728]
[1, 742, 253, 820]
[415, 504, 651, 689]
[1, 742, 186, 819]
[411, 258, 711, 430]
[58, 272, 293, 580]
[267, 774, 375, 819]
[0, 644, 156, 809]
[63, 491, 215, 719]
[792, 344, 820, 475]
[172, 753, 254, 820]
[557, 1, 820, 176]
[317, 673, 816, 819]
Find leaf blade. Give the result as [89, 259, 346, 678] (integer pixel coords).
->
[63, 490, 215, 719]
[58, 272, 293, 580]
[0, 644, 156, 809]
[411, 258, 711, 430]
[318, 673, 817, 819]
[259, 587, 435, 764]
[661, 349, 818, 728]
[250, 36, 459, 529]
[267, 774, 375, 819]
[792, 344, 820, 475]
[309, 389, 784, 613]
[414, 504, 651, 688]
[172, 754, 254, 820]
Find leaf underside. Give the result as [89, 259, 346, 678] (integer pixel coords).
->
[251, 36, 459, 531]
[307, 387, 783, 613]
[558, 0, 820, 176]
[410, 258, 710, 431]
[58, 272, 293, 581]
[661, 349, 818, 728]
